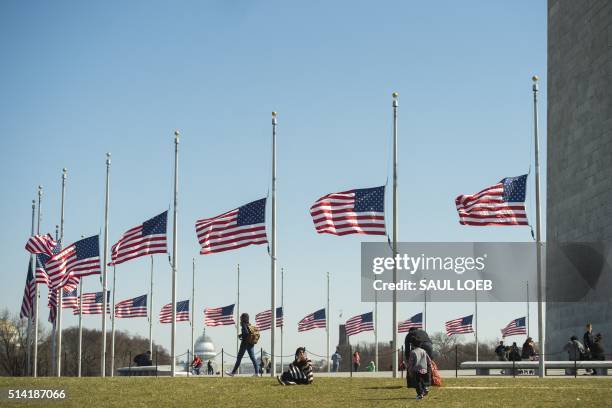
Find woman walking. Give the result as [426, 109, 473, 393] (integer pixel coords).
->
[226, 313, 260, 376]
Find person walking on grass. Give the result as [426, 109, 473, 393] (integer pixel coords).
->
[226, 313, 260, 377]
[407, 340, 432, 400]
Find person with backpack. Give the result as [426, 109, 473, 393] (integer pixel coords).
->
[277, 347, 314, 385]
[226, 313, 260, 376]
[563, 335, 586, 375]
[407, 340, 432, 400]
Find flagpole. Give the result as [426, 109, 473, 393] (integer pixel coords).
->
[51, 224, 58, 376]
[236, 263, 240, 374]
[33, 185, 42, 378]
[110, 265, 117, 376]
[56, 168, 67, 377]
[423, 290, 427, 332]
[191, 257, 195, 375]
[374, 289, 378, 372]
[532, 75, 545, 378]
[475, 288, 478, 362]
[270, 111, 277, 377]
[149, 256, 154, 355]
[171, 130, 179, 377]
[326, 272, 330, 373]
[280, 267, 284, 372]
[526, 281, 530, 338]
[391, 92, 399, 378]
[101, 153, 111, 377]
[77, 278, 83, 377]
[26, 199, 35, 376]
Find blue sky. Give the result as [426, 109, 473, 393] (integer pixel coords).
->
[0, 0, 547, 363]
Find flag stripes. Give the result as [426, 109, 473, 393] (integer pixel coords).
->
[398, 313, 423, 333]
[445, 314, 474, 336]
[196, 198, 268, 255]
[73, 291, 110, 315]
[159, 300, 189, 323]
[110, 211, 167, 266]
[298, 308, 326, 332]
[204, 304, 235, 326]
[310, 186, 386, 236]
[455, 175, 528, 226]
[255, 307, 283, 330]
[501, 317, 527, 338]
[345, 312, 374, 336]
[45, 235, 101, 290]
[115, 294, 148, 318]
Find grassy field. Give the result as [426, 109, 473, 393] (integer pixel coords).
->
[1, 376, 612, 407]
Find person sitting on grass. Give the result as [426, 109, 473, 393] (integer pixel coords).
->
[277, 347, 313, 385]
[191, 355, 203, 375]
[407, 340, 432, 400]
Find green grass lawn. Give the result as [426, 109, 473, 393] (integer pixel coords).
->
[1, 377, 612, 407]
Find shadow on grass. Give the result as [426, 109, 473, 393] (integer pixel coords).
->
[362, 386, 404, 390]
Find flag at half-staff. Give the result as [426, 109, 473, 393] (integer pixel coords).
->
[109, 211, 168, 265]
[256, 307, 283, 330]
[310, 186, 386, 236]
[45, 235, 102, 290]
[19, 260, 36, 319]
[25, 234, 58, 255]
[204, 304, 235, 326]
[398, 312, 423, 333]
[455, 175, 528, 226]
[445, 314, 474, 336]
[195, 198, 268, 254]
[298, 308, 326, 332]
[115, 295, 148, 318]
[345, 312, 374, 336]
[73, 291, 111, 315]
[48, 287, 79, 323]
[159, 300, 189, 323]
[501, 317, 527, 338]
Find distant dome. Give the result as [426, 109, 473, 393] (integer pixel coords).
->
[194, 329, 216, 360]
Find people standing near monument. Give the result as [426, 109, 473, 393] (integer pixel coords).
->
[331, 347, 342, 372]
[583, 323, 595, 374]
[590, 334, 605, 375]
[207, 360, 214, 375]
[563, 335, 585, 375]
[521, 337, 537, 360]
[352, 351, 360, 372]
[226, 313, 260, 377]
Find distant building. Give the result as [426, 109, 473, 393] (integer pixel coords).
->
[194, 329, 216, 362]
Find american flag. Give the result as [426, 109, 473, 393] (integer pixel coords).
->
[445, 314, 474, 336]
[255, 307, 283, 330]
[62, 288, 79, 309]
[195, 198, 268, 255]
[310, 186, 386, 236]
[25, 234, 58, 255]
[115, 295, 148, 318]
[110, 211, 167, 266]
[345, 312, 374, 336]
[501, 317, 527, 338]
[398, 313, 423, 333]
[298, 308, 326, 332]
[204, 304, 235, 326]
[159, 300, 189, 323]
[19, 261, 36, 319]
[45, 235, 101, 290]
[34, 240, 62, 285]
[49, 287, 79, 321]
[73, 291, 110, 315]
[455, 175, 528, 226]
